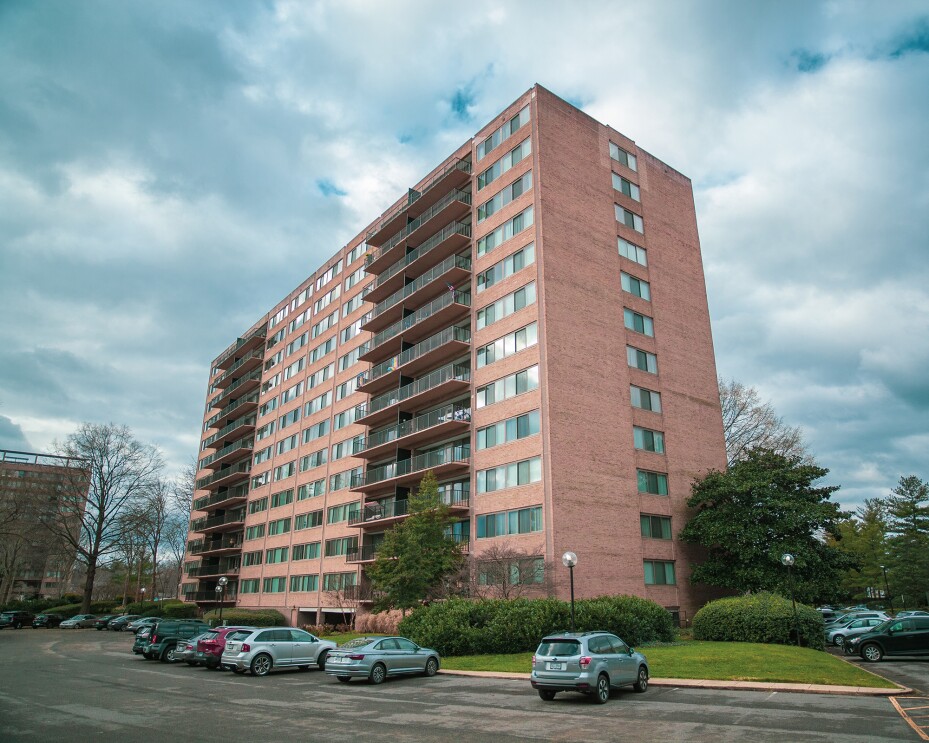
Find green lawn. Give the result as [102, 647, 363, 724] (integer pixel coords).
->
[441, 641, 897, 688]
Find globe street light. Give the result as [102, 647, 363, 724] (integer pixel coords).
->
[781, 553, 800, 647]
[140, 586, 146, 611]
[562, 552, 578, 632]
[217, 576, 229, 626]
[880, 565, 893, 614]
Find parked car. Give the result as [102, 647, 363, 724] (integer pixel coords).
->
[126, 617, 158, 634]
[826, 617, 887, 647]
[530, 631, 649, 703]
[895, 611, 929, 619]
[60, 614, 98, 629]
[196, 626, 256, 670]
[0, 611, 36, 629]
[92, 615, 119, 630]
[32, 613, 64, 629]
[142, 619, 211, 662]
[825, 611, 888, 628]
[174, 632, 211, 666]
[325, 636, 440, 684]
[107, 615, 140, 632]
[848, 616, 929, 662]
[132, 627, 154, 655]
[221, 628, 336, 676]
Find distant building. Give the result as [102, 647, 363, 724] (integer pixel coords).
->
[0, 450, 89, 601]
[184, 85, 727, 626]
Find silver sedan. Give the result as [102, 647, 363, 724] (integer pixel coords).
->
[325, 636, 440, 684]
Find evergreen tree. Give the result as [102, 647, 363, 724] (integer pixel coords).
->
[830, 499, 888, 602]
[884, 476, 929, 608]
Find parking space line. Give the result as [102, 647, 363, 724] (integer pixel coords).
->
[890, 696, 929, 741]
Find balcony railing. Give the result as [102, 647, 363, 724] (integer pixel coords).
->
[356, 403, 472, 454]
[184, 590, 238, 603]
[199, 437, 254, 470]
[193, 482, 249, 512]
[369, 188, 472, 260]
[362, 291, 470, 357]
[208, 368, 262, 410]
[189, 534, 244, 555]
[360, 326, 470, 386]
[196, 459, 251, 490]
[202, 413, 256, 449]
[355, 362, 470, 420]
[214, 319, 268, 369]
[212, 348, 263, 388]
[204, 391, 259, 430]
[349, 486, 469, 526]
[352, 445, 470, 489]
[345, 545, 379, 563]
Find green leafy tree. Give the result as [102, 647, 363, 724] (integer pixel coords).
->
[829, 499, 889, 602]
[680, 448, 854, 603]
[884, 475, 929, 608]
[366, 471, 464, 614]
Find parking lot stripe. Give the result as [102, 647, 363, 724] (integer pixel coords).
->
[890, 696, 929, 741]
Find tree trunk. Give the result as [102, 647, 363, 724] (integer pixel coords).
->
[82, 562, 97, 613]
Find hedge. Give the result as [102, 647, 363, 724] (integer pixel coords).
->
[201, 608, 287, 627]
[43, 601, 120, 616]
[692, 592, 825, 650]
[397, 595, 675, 656]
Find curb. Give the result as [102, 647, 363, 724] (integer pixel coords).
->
[439, 669, 910, 696]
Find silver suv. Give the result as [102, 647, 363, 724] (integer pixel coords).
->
[221, 628, 336, 676]
[530, 631, 649, 703]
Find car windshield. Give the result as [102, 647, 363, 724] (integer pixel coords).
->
[537, 639, 582, 656]
[340, 637, 377, 649]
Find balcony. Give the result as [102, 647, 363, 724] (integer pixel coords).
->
[197, 510, 247, 534]
[350, 487, 470, 529]
[211, 348, 264, 390]
[354, 403, 472, 460]
[207, 368, 262, 411]
[193, 482, 249, 513]
[214, 321, 267, 371]
[193, 534, 244, 557]
[365, 158, 472, 254]
[345, 545, 379, 563]
[351, 445, 470, 494]
[356, 325, 471, 397]
[359, 291, 471, 364]
[204, 391, 259, 431]
[196, 458, 251, 491]
[355, 362, 471, 428]
[202, 413, 256, 449]
[184, 590, 238, 603]
[186, 562, 241, 578]
[199, 437, 254, 470]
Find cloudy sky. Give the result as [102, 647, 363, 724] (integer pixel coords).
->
[1, 0, 926, 513]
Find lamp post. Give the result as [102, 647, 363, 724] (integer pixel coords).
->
[140, 586, 146, 611]
[217, 576, 228, 626]
[562, 552, 577, 632]
[881, 565, 893, 614]
[781, 553, 800, 647]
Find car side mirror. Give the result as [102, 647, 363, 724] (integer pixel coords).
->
[628, 647, 635, 655]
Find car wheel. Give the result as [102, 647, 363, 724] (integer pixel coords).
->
[251, 653, 273, 677]
[424, 657, 439, 677]
[162, 645, 178, 663]
[538, 689, 556, 701]
[633, 666, 649, 693]
[337, 676, 352, 683]
[833, 635, 844, 647]
[861, 643, 883, 662]
[13, 622, 21, 629]
[370, 663, 387, 685]
[316, 650, 328, 671]
[593, 674, 610, 704]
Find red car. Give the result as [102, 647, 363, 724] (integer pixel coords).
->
[197, 626, 255, 670]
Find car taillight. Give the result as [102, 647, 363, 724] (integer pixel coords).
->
[348, 654, 365, 660]
[531, 655, 537, 667]
[150, 634, 157, 643]
[241, 643, 250, 652]
[579, 656, 592, 669]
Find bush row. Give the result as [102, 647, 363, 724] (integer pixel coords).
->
[201, 608, 287, 627]
[692, 592, 825, 650]
[397, 595, 675, 656]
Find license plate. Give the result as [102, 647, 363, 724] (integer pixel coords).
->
[226, 643, 237, 652]
[547, 662, 565, 671]
[332, 656, 345, 664]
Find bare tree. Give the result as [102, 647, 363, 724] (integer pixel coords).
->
[135, 478, 172, 599]
[472, 543, 554, 599]
[172, 458, 196, 515]
[718, 377, 807, 466]
[48, 423, 164, 612]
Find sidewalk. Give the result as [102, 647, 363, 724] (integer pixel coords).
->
[439, 669, 911, 696]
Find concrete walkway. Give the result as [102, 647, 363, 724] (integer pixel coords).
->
[439, 669, 911, 696]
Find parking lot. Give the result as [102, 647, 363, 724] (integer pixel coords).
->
[0, 629, 924, 742]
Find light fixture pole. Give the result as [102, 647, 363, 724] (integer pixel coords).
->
[781, 553, 800, 647]
[217, 576, 229, 625]
[562, 552, 578, 632]
[140, 586, 146, 611]
[881, 565, 893, 614]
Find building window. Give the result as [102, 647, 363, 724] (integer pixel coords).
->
[477, 206, 534, 256]
[303, 420, 329, 444]
[339, 346, 364, 372]
[250, 471, 270, 489]
[476, 506, 543, 538]
[477, 243, 535, 293]
[633, 426, 665, 454]
[268, 517, 291, 535]
[477, 137, 532, 190]
[307, 363, 334, 390]
[310, 337, 335, 363]
[476, 282, 536, 330]
[264, 350, 283, 370]
[258, 397, 278, 418]
[291, 284, 312, 311]
[478, 557, 544, 586]
[273, 461, 296, 481]
[640, 515, 672, 540]
[253, 446, 272, 465]
[256, 421, 276, 441]
[305, 391, 331, 416]
[290, 574, 319, 592]
[248, 497, 268, 515]
[344, 265, 366, 291]
[621, 272, 651, 301]
[336, 377, 358, 401]
[612, 172, 641, 201]
[278, 407, 301, 429]
[637, 470, 669, 495]
[615, 204, 644, 233]
[476, 410, 541, 450]
[476, 104, 530, 160]
[239, 579, 260, 594]
[288, 309, 309, 334]
[477, 170, 533, 222]
[476, 364, 539, 408]
[322, 572, 358, 591]
[297, 479, 325, 501]
[245, 524, 265, 540]
[333, 407, 356, 430]
[266, 328, 285, 348]
[644, 560, 676, 585]
[327, 502, 360, 524]
[292, 542, 321, 560]
[262, 576, 287, 593]
[314, 285, 341, 314]
[261, 373, 282, 394]
[276, 434, 298, 455]
[624, 308, 654, 337]
[315, 259, 343, 290]
[311, 310, 339, 339]
[266, 546, 289, 564]
[285, 332, 308, 357]
[270, 488, 294, 508]
[324, 536, 358, 557]
[340, 318, 364, 344]
[630, 386, 662, 413]
[627, 346, 658, 374]
[476, 322, 538, 368]
[330, 467, 362, 492]
[346, 242, 365, 265]
[295, 510, 323, 530]
[609, 142, 637, 172]
[242, 551, 262, 567]
[300, 449, 327, 471]
[477, 456, 542, 493]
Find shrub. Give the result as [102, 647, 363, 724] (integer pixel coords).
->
[692, 592, 825, 650]
[201, 608, 287, 627]
[398, 595, 675, 656]
[160, 604, 199, 619]
[45, 603, 83, 616]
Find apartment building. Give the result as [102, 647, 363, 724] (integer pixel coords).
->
[184, 85, 727, 625]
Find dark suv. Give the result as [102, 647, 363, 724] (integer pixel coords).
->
[848, 616, 929, 662]
[0, 611, 35, 629]
[32, 613, 64, 628]
[143, 620, 210, 662]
